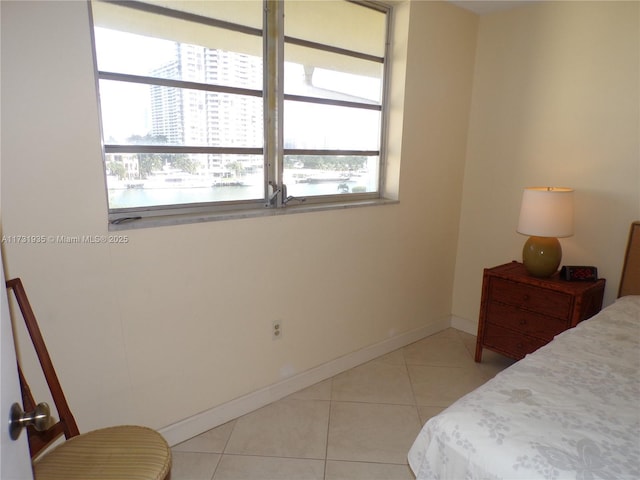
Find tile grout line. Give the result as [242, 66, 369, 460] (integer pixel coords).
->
[323, 377, 334, 480]
[210, 419, 237, 480]
[400, 344, 424, 473]
[401, 342, 425, 431]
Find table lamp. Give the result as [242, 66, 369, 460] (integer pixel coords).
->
[517, 187, 574, 277]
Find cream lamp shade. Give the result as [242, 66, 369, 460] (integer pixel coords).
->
[517, 187, 574, 277]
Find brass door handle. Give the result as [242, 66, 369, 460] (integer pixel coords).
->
[9, 402, 53, 440]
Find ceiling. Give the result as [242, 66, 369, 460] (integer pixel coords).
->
[449, 0, 535, 15]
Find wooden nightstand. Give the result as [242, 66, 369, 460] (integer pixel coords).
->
[475, 261, 605, 362]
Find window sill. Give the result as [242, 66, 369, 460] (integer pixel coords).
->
[108, 198, 399, 231]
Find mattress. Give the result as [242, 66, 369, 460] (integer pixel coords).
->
[408, 295, 640, 480]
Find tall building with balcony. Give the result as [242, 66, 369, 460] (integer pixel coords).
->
[150, 43, 262, 173]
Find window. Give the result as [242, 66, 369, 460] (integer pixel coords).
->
[91, 0, 390, 225]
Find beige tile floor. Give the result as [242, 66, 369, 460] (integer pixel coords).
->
[171, 328, 515, 480]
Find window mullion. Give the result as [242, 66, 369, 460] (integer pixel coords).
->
[263, 0, 285, 207]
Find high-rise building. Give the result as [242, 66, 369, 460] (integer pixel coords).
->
[150, 43, 262, 173]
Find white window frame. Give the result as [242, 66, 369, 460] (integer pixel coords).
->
[90, 0, 393, 228]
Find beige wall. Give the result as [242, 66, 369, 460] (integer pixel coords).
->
[0, 0, 477, 435]
[453, 0, 640, 326]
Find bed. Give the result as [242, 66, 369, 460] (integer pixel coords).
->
[408, 222, 640, 480]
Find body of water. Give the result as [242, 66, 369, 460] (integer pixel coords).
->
[108, 180, 368, 209]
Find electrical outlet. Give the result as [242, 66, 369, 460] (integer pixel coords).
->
[272, 320, 283, 340]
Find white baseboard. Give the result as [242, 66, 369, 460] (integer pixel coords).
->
[159, 316, 451, 446]
[450, 315, 477, 336]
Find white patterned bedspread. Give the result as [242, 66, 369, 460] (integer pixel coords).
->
[408, 295, 640, 480]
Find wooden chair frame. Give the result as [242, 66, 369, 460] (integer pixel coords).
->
[618, 221, 640, 297]
[7, 277, 80, 458]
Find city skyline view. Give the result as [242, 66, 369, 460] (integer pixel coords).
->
[94, 18, 383, 209]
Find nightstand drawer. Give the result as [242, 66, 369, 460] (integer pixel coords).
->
[489, 278, 572, 319]
[483, 323, 547, 359]
[486, 301, 569, 341]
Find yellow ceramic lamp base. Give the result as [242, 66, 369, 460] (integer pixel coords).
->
[522, 236, 562, 277]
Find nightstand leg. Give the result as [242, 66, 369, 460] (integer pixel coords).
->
[474, 341, 483, 362]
